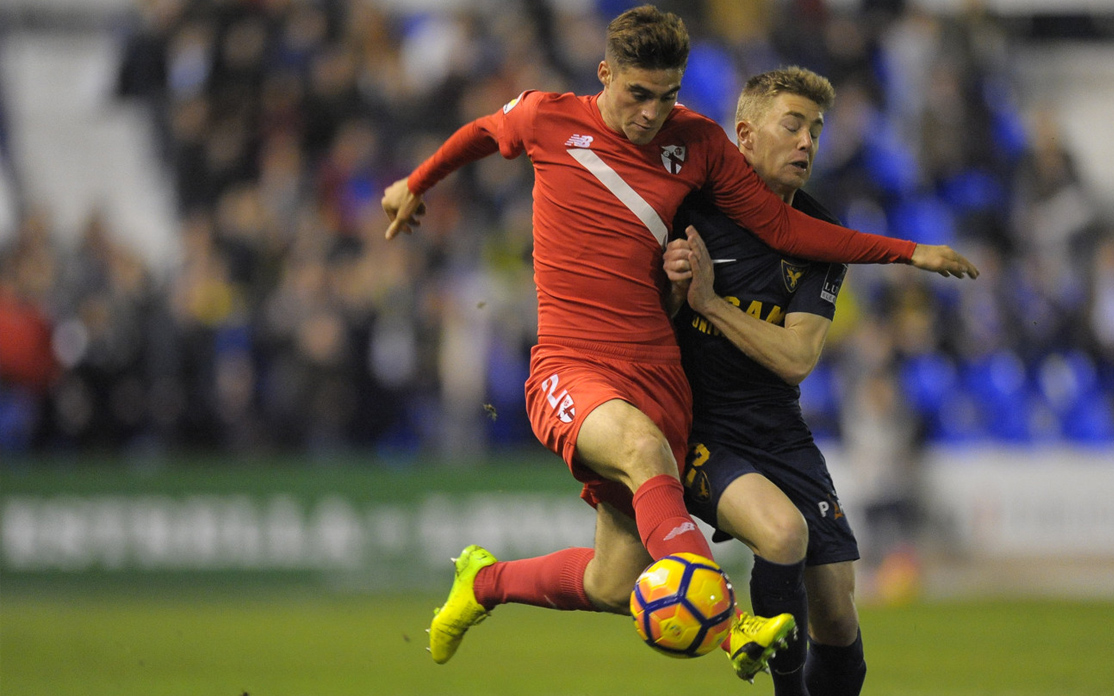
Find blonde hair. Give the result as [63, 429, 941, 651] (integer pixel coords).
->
[735, 66, 835, 126]
[605, 5, 689, 71]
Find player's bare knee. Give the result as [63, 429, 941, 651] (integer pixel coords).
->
[758, 509, 808, 564]
[621, 429, 677, 489]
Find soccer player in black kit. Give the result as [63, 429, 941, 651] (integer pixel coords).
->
[663, 67, 973, 696]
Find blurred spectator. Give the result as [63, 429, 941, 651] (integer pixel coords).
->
[1090, 234, 1114, 363]
[838, 306, 928, 602]
[0, 209, 60, 451]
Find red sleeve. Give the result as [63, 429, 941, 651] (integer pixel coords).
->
[407, 118, 500, 195]
[407, 91, 538, 195]
[709, 135, 915, 264]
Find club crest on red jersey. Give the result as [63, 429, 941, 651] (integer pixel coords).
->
[661, 145, 686, 174]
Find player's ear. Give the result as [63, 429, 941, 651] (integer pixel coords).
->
[598, 61, 611, 88]
[736, 120, 755, 150]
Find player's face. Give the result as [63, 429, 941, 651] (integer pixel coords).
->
[738, 93, 825, 201]
[597, 61, 683, 145]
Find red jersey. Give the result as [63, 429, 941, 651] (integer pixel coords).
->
[409, 90, 913, 347]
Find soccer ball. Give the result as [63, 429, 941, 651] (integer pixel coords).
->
[630, 552, 735, 658]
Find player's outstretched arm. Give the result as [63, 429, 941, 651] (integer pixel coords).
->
[382, 178, 427, 240]
[909, 244, 980, 279]
[383, 113, 505, 240]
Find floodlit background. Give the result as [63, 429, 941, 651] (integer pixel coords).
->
[1, 0, 1113, 694]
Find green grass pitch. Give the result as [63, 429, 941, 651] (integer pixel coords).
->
[2, 591, 1112, 695]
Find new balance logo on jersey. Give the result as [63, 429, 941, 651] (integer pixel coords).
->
[565, 134, 594, 148]
[661, 144, 686, 174]
[663, 521, 697, 541]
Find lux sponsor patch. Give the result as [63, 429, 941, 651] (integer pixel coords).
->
[821, 264, 848, 304]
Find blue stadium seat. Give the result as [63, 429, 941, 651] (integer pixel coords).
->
[963, 350, 1026, 402]
[888, 195, 957, 247]
[1033, 351, 1114, 443]
[680, 42, 739, 125]
[962, 350, 1032, 442]
[1036, 350, 1098, 415]
[983, 77, 1030, 161]
[900, 353, 958, 415]
[862, 120, 919, 197]
[1061, 393, 1114, 444]
[799, 361, 841, 439]
[939, 169, 1007, 212]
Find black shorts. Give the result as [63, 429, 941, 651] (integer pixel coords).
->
[683, 439, 860, 566]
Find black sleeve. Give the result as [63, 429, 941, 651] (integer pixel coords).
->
[787, 262, 847, 320]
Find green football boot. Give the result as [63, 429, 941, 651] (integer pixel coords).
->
[428, 544, 498, 664]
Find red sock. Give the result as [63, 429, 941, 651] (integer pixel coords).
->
[722, 607, 744, 652]
[473, 547, 598, 612]
[632, 474, 714, 561]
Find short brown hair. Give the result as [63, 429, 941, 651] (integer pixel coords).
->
[605, 5, 689, 71]
[735, 66, 836, 126]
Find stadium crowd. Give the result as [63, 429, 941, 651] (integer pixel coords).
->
[1, 0, 1112, 459]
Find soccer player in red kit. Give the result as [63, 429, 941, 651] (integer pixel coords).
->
[382, 4, 977, 678]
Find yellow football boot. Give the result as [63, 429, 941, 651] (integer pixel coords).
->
[428, 544, 498, 664]
[727, 611, 798, 683]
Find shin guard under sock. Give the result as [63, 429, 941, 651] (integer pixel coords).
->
[751, 556, 809, 696]
[805, 630, 866, 696]
[632, 474, 714, 560]
[474, 547, 598, 612]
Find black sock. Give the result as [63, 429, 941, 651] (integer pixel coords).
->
[750, 556, 809, 696]
[805, 630, 866, 696]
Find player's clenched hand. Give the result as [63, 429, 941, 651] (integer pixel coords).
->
[909, 244, 980, 279]
[664, 238, 693, 283]
[382, 178, 427, 240]
[662, 237, 693, 317]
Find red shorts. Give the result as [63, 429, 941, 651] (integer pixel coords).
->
[525, 338, 693, 517]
